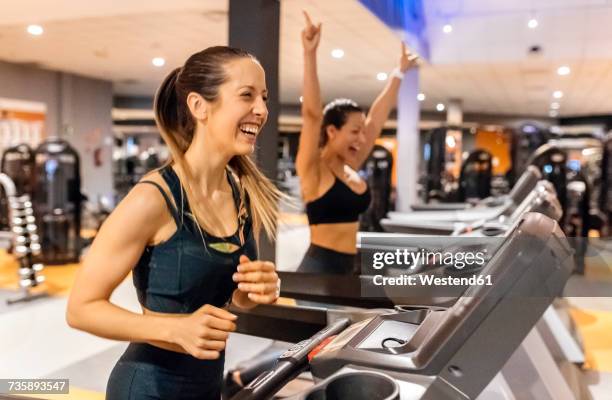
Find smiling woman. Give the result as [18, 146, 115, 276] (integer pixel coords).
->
[66, 46, 284, 400]
[295, 12, 418, 274]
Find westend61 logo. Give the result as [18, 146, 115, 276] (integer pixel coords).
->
[371, 248, 487, 270]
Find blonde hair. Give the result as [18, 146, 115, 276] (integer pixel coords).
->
[153, 46, 284, 240]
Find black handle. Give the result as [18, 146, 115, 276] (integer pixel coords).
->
[230, 318, 350, 400]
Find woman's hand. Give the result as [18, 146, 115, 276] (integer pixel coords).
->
[171, 304, 237, 360]
[302, 11, 322, 53]
[399, 42, 419, 73]
[232, 255, 280, 307]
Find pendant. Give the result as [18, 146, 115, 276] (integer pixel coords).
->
[209, 242, 241, 254]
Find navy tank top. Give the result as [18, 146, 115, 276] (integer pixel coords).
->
[132, 165, 257, 313]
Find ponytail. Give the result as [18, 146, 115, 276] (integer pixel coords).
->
[154, 68, 192, 152]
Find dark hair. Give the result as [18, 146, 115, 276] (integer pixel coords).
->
[320, 98, 363, 147]
[153, 45, 283, 240]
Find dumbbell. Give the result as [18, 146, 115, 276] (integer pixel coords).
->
[11, 209, 34, 217]
[14, 245, 30, 257]
[15, 233, 40, 245]
[19, 275, 45, 288]
[11, 224, 38, 235]
[12, 216, 36, 226]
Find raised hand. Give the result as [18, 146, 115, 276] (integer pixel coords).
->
[399, 42, 419, 72]
[302, 10, 322, 53]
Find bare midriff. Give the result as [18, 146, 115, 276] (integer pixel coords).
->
[309, 221, 359, 254]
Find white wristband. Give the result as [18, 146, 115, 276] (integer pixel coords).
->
[390, 67, 404, 81]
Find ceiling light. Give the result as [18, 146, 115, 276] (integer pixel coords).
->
[417, 93, 426, 101]
[377, 72, 388, 81]
[331, 49, 344, 59]
[557, 66, 571, 76]
[527, 19, 538, 29]
[549, 110, 558, 117]
[27, 25, 43, 36]
[552, 90, 563, 99]
[443, 24, 453, 34]
[550, 102, 560, 110]
[436, 103, 445, 112]
[152, 57, 165, 67]
[299, 96, 303, 103]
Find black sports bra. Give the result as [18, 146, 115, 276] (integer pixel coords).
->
[305, 176, 371, 225]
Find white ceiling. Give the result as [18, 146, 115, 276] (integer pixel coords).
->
[1, 0, 612, 117]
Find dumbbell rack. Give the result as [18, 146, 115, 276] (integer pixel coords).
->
[6, 194, 48, 305]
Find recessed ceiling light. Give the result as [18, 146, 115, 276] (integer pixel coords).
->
[552, 90, 563, 99]
[436, 103, 445, 112]
[377, 72, 388, 81]
[550, 102, 560, 110]
[27, 25, 43, 36]
[152, 57, 165, 67]
[557, 66, 571, 76]
[417, 93, 426, 101]
[443, 24, 453, 34]
[527, 19, 538, 29]
[549, 110, 558, 117]
[331, 49, 344, 59]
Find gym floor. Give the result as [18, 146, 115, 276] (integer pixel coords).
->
[1, 215, 611, 399]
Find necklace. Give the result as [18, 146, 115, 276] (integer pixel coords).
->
[181, 170, 244, 254]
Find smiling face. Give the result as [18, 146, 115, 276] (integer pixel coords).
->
[203, 57, 269, 156]
[326, 111, 367, 164]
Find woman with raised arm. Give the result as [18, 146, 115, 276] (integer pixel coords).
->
[66, 46, 283, 400]
[297, 12, 418, 274]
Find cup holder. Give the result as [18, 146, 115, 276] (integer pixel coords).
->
[301, 371, 399, 400]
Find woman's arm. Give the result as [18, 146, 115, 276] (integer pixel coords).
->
[296, 11, 324, 199]
[66, 184, 177, 344]
[358, 43, 418, 165]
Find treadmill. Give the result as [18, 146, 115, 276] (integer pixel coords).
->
[231, 212, 574, 400]
[402, 165, 540, 212]
[381, 167, 541, 235]
[381, 179, 559, 236]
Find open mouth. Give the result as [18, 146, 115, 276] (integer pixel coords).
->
[239, 123, 259, 137]
[348, 145, 360, 154]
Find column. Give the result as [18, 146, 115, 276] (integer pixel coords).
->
[396, 68, 420, 211]
[229, 0, 280, 261]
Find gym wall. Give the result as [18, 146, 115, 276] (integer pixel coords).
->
[0, 60, 114, 202]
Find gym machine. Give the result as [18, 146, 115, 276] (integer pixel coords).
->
[32, 138, 82, 264]
[231, 213, 575, 400]
[360, 144, 394, 232]
[457, 149, 492, 202]
[380, 166, 542, 235]
[0, 144, 34, 230]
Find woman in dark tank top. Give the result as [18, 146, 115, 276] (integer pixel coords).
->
[296, 12, 419, 274]
[66, 46, 284, 400]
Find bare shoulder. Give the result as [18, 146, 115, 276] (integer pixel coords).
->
[297, 159, 324, 201]
[113, 171, 172, 225]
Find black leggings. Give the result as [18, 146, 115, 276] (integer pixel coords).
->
[106, 343, 224, 400]
[296, 244, 358, 275]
